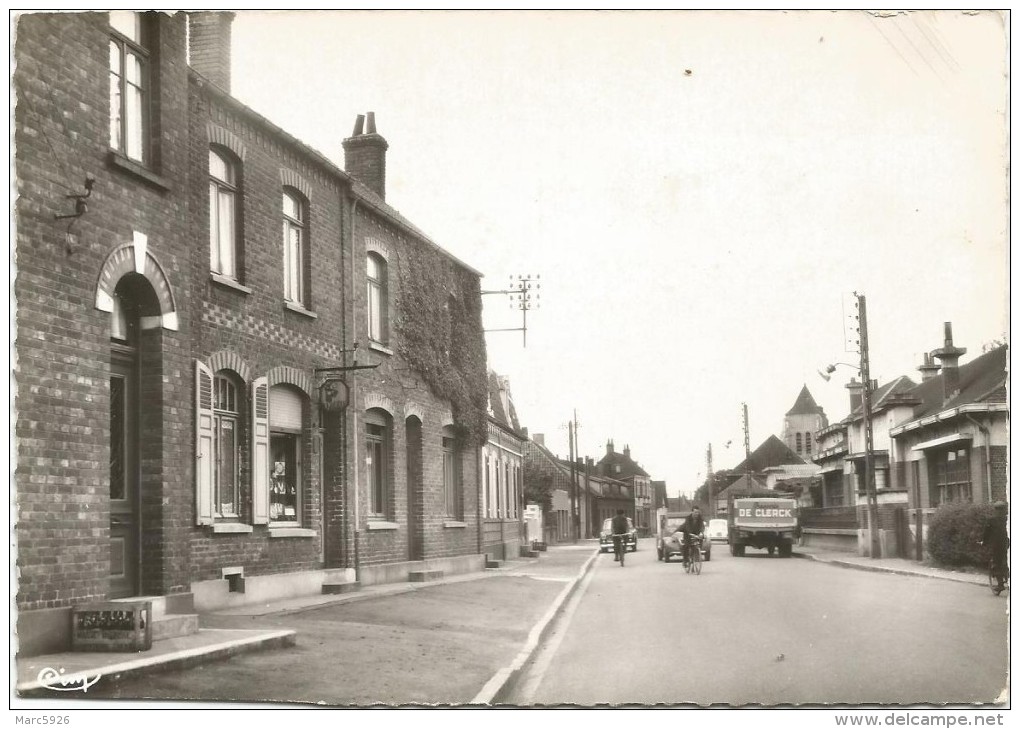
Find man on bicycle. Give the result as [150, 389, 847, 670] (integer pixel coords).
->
[982, 501, 1009, 594]
[611, 509, 630, 563]
[681, 505, 706, 567]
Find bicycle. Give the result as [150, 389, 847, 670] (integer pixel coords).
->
[683, 535, 703, 575]
[988, 558, 1009, 596]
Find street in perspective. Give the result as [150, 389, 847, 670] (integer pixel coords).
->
[11, 9, 1009, 716]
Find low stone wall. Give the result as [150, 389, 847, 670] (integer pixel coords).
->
[800, 527, 858, 553]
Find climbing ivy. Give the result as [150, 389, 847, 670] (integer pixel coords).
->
[394, 239, 489, 446]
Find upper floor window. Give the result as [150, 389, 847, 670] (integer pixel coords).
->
[209, 148, 239, 279]
[282, 190, 306, 306]
[109, 11, 150, 164]
[367, 252, 388, 343]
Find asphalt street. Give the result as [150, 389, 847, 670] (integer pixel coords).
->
[509, 538, 1008, 706]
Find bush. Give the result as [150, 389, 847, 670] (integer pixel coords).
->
[927, 502, 995, 567]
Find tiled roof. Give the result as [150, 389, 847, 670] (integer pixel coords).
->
[845, 375, 918, 421]
[902, 344, 1008, 420]
[596, 450, 650, 478]
[731, 434, 807, 473]
[487, 372, 522, 433]
[716, 473, 769, 498]
[786, 385, 825, 416]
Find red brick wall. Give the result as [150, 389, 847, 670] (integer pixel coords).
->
[14, 12, 193, 610]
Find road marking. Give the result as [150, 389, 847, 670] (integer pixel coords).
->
[512, 552, 599, 705]
[471, 550, 598, 705]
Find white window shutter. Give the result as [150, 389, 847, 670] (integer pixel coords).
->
[195, 360, 215, 525]
[251, 377, 270, 525]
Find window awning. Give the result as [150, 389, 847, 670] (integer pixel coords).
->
[912, 432, 973, 452]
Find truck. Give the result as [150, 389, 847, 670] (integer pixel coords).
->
[727, 493, 798, 558]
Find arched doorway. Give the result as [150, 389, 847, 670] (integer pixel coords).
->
[109, 273, 161, 598]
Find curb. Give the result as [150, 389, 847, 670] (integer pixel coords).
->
[471, 549, 599, 705]
[794, 551, 986, 585]
[16, 629, 297, 697]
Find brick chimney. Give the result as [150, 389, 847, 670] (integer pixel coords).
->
[534, 433, 545, 447]
[932, 322, 966, 402]
[188, 12, 234, 92]
[343, 112, 389, 199]
[606, 439, 614, 456]
[917, 352, 941, 382]
[846, 377, 863, 413]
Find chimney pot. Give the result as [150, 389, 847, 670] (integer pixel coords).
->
[352, 114, 365, 136]
[343, 112, 389, 199]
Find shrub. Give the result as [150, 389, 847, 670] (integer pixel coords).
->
[927, 502, 995, 567]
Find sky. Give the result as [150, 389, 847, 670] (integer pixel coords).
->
[229, 10, 1009, 498]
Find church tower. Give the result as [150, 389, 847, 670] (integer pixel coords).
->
[782, 385, 828, 461]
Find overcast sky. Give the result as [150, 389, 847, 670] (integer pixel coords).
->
[230, 10, 1008, 498]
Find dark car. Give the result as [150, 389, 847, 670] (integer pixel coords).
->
[656, 512, 712, 562]
[599, 517, 637, 553]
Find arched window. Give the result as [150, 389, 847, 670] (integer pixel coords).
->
[367, 252, 388, 344]
[209, 147, 239, 279]
[443, 426, 462, 520]
[805, 432, 813, 455]
[365, 408, 392, 518]
[282, 189, 307, 306]
[795, 432, 803, 454]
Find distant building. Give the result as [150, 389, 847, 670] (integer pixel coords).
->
[783, 385, 828, 460]
[482, 373, 526, 561]
[596, 441, 654, 536]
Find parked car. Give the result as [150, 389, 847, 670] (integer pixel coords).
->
[707, 518, 729, 543]
[656, 512, 712, 562]
[599, 517, 637, 553]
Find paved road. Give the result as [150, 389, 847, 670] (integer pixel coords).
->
[509, 539, 1008, 706]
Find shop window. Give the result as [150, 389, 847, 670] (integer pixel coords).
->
[268, 385, 304, 525]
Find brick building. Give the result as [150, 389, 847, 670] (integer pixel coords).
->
[595, 441, 654, 536]
[14, 11, 487, 655]
[481, 373, 526, 561]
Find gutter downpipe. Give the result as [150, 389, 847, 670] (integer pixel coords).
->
[349, 195, 361, 581]
[964, 414, 993, 503]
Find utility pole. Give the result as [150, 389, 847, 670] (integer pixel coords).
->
[572, 409, 581, 540]
[706, 443, 714, 518]
[568, 419, 577, 543]
[742, 403, 752, 493]
[856, 293, 882, 558]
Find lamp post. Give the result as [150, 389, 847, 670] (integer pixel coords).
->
[823, 292, 881, 558]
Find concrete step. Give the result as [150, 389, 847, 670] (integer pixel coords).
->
[321, 581, 362, 595]
[152, 613, 200, 642]
[485, 559, 502, 569]
[408, 570, 444, 583]
[519, 548, 540, 558]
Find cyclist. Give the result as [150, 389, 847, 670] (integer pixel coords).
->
[982, 501, 1009, 594]
[611, 509, 630, 564]
[681, 505, 706, 568]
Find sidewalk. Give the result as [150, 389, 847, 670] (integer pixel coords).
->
[15, 544, 599, 704]
[794, 544, 989, 586]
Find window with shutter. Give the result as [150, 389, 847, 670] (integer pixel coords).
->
[195, 360, 215, 525]
[251, 377, 270, 524]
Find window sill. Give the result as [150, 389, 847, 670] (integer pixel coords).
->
[284, 301, 318, 319]
[211, 522, 253, 534]
[107, 150, 170, 191]
[443, 521, 467, 529]
[269, 527, 316, 538]
[367, 341, 394, 356]
[366, 521, 399, 531]
[211, 273, 252, 295]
